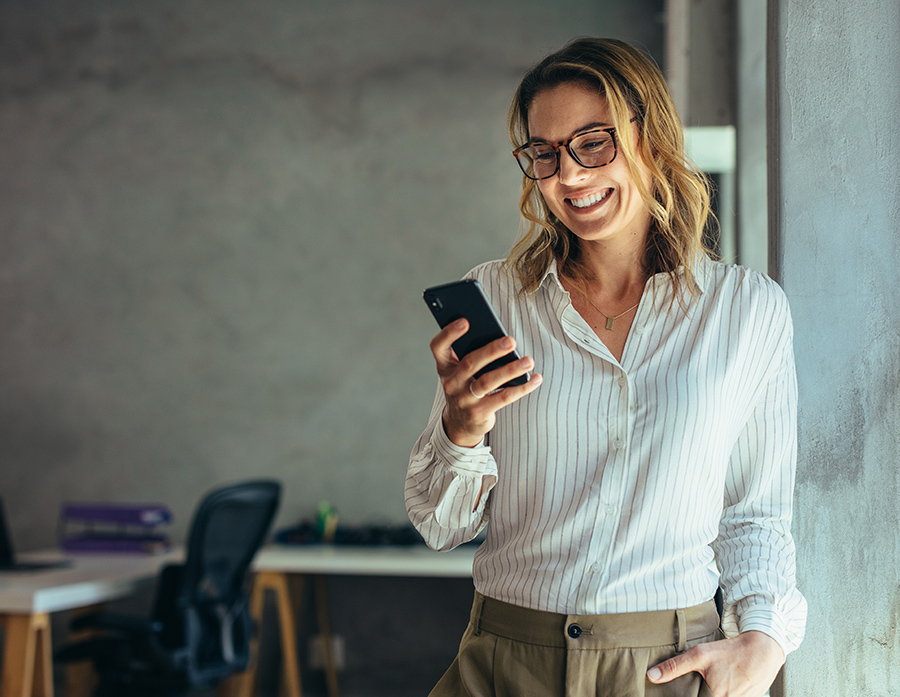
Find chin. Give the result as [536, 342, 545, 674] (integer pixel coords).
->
[563, 221, 615, 242]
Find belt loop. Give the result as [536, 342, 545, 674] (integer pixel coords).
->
[472, 591, 485, 636]
[675, 608, 687, 652]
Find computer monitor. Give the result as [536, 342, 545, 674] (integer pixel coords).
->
[0, 499, 70, 571]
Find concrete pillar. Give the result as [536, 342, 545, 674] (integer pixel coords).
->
[666, 0, 741, 265]
[769, 0, 900, 693]
[665, 0, 736, 127]
[736, 0, 768, 274]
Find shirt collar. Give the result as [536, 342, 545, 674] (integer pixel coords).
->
[539, 258, 563, 291]
[538, 254, 712, 295]
[649, 255, 711, 296]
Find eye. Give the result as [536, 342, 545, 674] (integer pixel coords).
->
[577, 135, 612, 153]
[530, 146, 556, 163]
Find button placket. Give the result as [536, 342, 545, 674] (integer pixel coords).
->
[613, 369, 630, 453]
[578, 365, 633, 610]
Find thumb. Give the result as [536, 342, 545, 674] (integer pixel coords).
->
[646, 649, 702, 684]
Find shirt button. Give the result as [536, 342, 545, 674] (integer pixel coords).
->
[613, 438, 624, 450]
[618, 376, 627, 387]
[567, 623, 583, 639]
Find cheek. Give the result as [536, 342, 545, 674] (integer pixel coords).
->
[536, 182, 563, 216]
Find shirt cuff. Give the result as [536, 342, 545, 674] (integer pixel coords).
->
[432, 421, 493, 476]
[723, 593, 807, 656]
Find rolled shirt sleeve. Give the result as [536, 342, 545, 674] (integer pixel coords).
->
[405, 384, 498, 551]
[714, 293, 807, 655]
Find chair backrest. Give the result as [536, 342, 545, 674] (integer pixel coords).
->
[171, 479, 281, 685]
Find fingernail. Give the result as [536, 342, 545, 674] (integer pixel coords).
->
[647, 667, 662, 681]
[501, 336, 514, 348]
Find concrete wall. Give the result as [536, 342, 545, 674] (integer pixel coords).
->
[771, 1, 900, 694]
[0, 0, 663, 548]
[736, 0, 767, 274]
[0, 2, 663, 695]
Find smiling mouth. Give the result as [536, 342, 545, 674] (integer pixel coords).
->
[567, 190, 611, 210]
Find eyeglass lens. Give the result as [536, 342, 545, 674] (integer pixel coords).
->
[516, 130, 617, 180]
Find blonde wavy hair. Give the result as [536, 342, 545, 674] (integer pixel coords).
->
[505, 37, 716, 297]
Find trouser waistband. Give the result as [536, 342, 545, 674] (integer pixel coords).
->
[471, 591, 720, 651]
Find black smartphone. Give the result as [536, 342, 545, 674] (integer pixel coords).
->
[423, 279, 530, 388]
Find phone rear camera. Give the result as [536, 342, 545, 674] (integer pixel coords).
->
[427, 296, 443, 309]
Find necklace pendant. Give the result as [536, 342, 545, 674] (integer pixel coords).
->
[605, 317, 615, 330]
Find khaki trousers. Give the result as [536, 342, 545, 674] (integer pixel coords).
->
[429, 592, 722, 697]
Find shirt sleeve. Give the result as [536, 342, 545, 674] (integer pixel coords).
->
[713, 291, 808, 655]
[405, 382, 499, 551]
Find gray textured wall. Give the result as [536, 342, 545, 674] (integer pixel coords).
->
[772, 1, 900, 695]
[0, 1, 663, 549]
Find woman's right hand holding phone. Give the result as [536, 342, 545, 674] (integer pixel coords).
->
[430, 318, 542, 448]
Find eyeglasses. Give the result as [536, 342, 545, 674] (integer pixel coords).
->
[512, 117, 637, 181]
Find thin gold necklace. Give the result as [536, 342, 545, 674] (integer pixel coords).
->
[580, 293, 640, 330]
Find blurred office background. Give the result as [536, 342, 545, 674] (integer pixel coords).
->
[0, 0, 668, 547]
[1, 1, 898, 696]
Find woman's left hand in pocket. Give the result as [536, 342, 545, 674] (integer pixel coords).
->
[646, 630, 785, 697]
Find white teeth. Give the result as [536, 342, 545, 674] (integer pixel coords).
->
[569, 191, 610, 208]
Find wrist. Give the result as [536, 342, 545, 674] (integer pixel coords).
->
[740, 630, 786, 665]
[441, 413, 485, 449]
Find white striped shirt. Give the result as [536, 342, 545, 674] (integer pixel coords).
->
[406, 256, 806, 654]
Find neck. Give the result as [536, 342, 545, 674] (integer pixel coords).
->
[572, 233, 649, 300]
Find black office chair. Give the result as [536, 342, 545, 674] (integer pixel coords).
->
[56, 479, 281, 697]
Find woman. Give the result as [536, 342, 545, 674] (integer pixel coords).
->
[406, 38, 805, 696]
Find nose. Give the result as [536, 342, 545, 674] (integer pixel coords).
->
[556, 147, 589, 185]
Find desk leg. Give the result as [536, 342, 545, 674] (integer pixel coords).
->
[272, 573, 304, 697]
[62, 605, 102, 697]
[313, 576, 340, 697]
[1, 612, 54, 697]
[220, 571, 304, 697]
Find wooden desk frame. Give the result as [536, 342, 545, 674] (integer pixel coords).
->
[0, 550, 181, 697]
[0, 546, 474, 697]
[1, 612, 53, 697]
[227, 545, 477, 697]
[226, 572, 339, 697]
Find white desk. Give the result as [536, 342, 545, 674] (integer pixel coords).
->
[253, 544, 476, 578]
[229, 544, 477, 697]
[0, 549, 181, 697]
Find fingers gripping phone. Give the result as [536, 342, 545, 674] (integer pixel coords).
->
[423, 279, 530, 388]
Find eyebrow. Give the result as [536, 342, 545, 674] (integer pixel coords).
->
[528, 121, 613, 144]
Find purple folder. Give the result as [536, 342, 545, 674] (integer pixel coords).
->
[59, 502, 173, 555]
